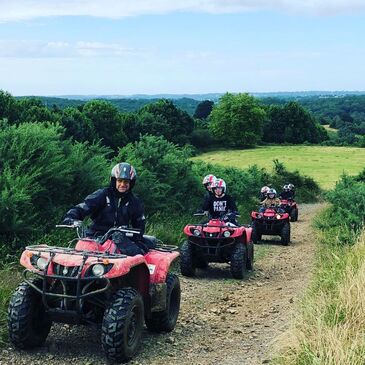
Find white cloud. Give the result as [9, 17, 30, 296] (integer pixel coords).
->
[0, 0, 365, 22]
[0, 39, 143, 58]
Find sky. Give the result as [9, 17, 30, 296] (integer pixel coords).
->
[1, 0, 365, 96]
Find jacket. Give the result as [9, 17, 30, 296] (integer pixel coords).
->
[64, 187, 145, 236]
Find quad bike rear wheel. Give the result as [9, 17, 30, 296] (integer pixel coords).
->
[8, 279, 52, 349]
[101, 288, 144, 363]
[180, 241, 195, 277]
[281, 222, 291, 246]
[230, 243, 248, 279]
[146, 273, 181, 332]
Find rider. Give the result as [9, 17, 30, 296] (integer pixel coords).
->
[202, 178, 239, 224]
[260, 186, 270, 201]
[260, 188, 280, 211]
[201, 174, 216, 211]
[288, 183, 296, 198]
[279, 184, 295, 200]
[62, 162, 148, 255]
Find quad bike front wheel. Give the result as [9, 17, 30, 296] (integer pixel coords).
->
[8, 279, 52, 349]
[281, 222, 291, 246]
[246, 241, 254, 271]
[230, 243, 248, 279]
[290, 208, 299, 222]
[251, 222, 262, 244]
[101, 288, 144, 363]
[146, 273, 181, 332]
[180, 241, 195, 277]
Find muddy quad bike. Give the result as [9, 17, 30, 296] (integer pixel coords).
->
[181, 212, 254, 279]
[8, 224, 181, 363]
[279, 199, 299, 222]
[251, 206, 291, 245]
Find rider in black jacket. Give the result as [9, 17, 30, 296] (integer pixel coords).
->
[62, 162, 147, 255]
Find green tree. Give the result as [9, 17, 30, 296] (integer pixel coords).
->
[137, 99, 194, 145]
[117, 135, 200, 214]
[209, 93, 266, 147]
[193, 100, 214, 120]
[58, 107, 96, 142]
[264, 101, 328, 144]
[0, 90, 19, 124]
[83, 100, 127, 150]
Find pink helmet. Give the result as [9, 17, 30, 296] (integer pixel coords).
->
[260, 186, 269, 194]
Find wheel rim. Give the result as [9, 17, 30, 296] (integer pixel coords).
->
[168, 286, 180, 323]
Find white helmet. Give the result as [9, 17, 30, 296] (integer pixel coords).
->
[203, 174, 216, 186]
[212, 178, 226, 194]
[283, 184, 289, 191]
[267, 188, 277, 198]
[260, 186, 269, 193]
[288, 183, 295, 190]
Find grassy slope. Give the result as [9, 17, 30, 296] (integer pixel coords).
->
[193, 146, 365, 189]
[275, 219, 365, 365]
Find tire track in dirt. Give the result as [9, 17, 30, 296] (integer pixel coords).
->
[1, 203, 324, 365]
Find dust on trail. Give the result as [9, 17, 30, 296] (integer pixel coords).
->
[1, 203, 324, 365]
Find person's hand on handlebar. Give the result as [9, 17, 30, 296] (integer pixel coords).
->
[61, 218, 82, 227]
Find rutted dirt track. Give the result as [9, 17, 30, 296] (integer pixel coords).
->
[1, 203, 324, 365]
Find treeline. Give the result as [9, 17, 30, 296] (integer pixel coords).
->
[25, 96, 201, 116]
[261, 94, 365, 146]
[1, 90, 330, 151]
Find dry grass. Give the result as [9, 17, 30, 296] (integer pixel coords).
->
[275, 229, 365, 365]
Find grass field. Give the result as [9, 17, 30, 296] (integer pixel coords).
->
[193, 146, 365, 189]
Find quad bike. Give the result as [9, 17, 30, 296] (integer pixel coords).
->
[181, 212, 254, 279]
[251, 206, 291, 245]
[8, 224, 180, 363]
[279, 199, 299, 222]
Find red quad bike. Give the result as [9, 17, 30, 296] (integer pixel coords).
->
[180, 213, 254, 279]
[279, 199, 299, 222]
[8, 225, 181, 363]
[251, 206, 291, 245]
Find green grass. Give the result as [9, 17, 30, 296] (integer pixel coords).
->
[193, 146, 365, 189]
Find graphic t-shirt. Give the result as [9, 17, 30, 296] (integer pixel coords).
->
[203, 194, 237, 219]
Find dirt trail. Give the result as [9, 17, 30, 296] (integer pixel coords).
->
[1, 203, 324, 365]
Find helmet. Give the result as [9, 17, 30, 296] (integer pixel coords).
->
[202, 174, 216, 191]
[111, 162, 137, 188]
[288, 183, 295, 190]
[267, 188, 277, 199]
[260, 186, 269, 193]
[283, 184, 289, 191]
[212, 178, 226, 195]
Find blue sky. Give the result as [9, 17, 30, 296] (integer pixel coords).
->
[1, 1, 365, 96]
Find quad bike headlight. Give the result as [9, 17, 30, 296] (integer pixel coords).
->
[276, 214, 281, 219]
[223, 230, 231, 238]
[193, 229, 201, 237]
[36, 257, 48, 271]
[92, 264, 105, 277]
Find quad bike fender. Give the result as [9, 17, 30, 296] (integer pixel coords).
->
[20, 246, 148, 279]
[144, 250, 179, 284]
[184, 224, 196, 236]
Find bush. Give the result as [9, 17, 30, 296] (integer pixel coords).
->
[0, 122, 110, 246]
[116, 135, 201, 215]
